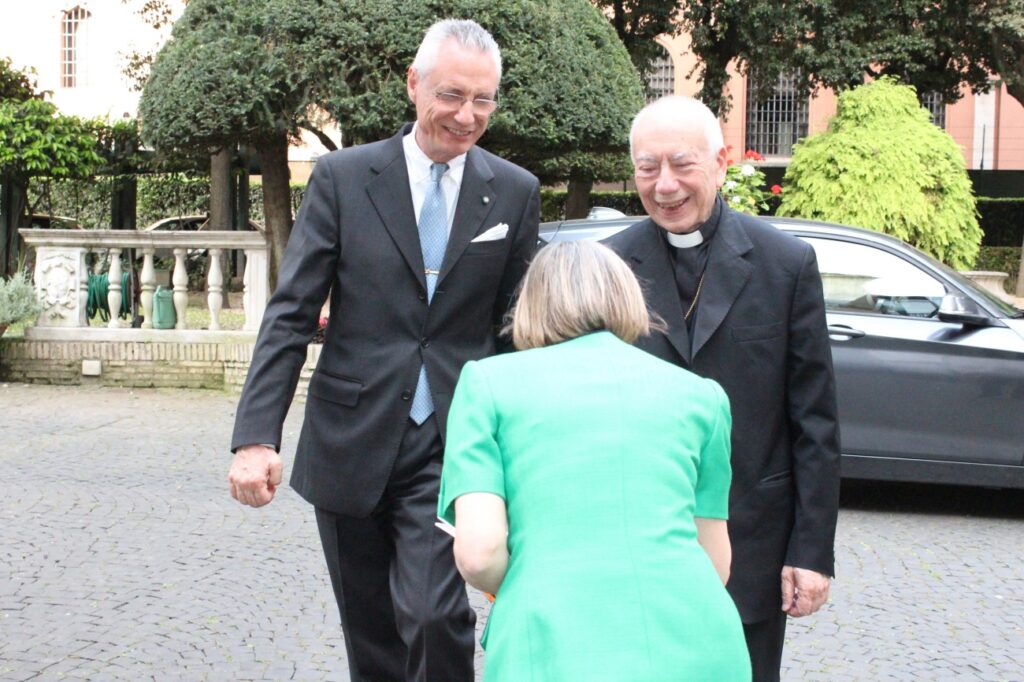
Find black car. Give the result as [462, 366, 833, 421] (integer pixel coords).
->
[541, 214, 1024, 489]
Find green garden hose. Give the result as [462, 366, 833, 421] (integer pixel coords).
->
[86, 272, 132, 322]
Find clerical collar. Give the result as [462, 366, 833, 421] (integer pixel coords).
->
[664, 196, 723, 249]
[667, 231, 704, 248]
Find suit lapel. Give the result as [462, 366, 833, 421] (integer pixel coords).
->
[438, 147, 496, 284]
[691, 208, 754, 358]
[622, 219, 692, 364]
[366, 129, 426, 291]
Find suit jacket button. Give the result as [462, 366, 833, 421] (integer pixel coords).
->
[421, 338, 430, 348]
[401, 390, 412, 401]
[418, 291, 426, 301]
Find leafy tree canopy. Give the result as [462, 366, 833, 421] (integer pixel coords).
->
[0, 57, 42, 103]
[0, 60, 103, 188]
[676, 1, 1024, 117]
[777, 78, 981, 269]
[139, 0, 320, 156]
[591, 0, 683, 85]
[311, 0, 644, 182]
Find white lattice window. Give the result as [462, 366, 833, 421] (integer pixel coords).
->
[646, 48, 675, 102]
[61, 6, 90, 88]
[921, 92, 947, 129]
[745, 69, 809, 157]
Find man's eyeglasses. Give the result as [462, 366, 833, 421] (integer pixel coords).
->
[433, 90, 499, 114]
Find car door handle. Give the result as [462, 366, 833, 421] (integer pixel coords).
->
[828, 324, 866, 339]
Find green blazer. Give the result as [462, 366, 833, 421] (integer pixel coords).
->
[439, 331, 750, 682]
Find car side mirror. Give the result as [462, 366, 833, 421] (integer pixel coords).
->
[937, 294, 993, 327]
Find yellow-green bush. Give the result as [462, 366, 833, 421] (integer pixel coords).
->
[778, 77, 981, 269]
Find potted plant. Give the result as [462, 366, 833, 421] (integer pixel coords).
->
[0, 270, 40, 337]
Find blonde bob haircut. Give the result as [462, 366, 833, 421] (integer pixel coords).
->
[509, 241, 655, 350]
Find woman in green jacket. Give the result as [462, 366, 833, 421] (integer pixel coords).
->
[438, 241, 750, 681]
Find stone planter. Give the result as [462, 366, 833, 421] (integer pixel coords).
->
[961, 270, 1012, 303]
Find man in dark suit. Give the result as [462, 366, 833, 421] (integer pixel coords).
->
[227, 19, 539, 682]
[605, 96, 840, 682]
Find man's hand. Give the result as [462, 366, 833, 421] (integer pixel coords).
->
[228, 445, 283, 507]
[781, 566, 830, 617]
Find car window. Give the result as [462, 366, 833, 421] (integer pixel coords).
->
[801, 237, 948, 318]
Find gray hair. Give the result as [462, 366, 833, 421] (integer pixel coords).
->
[411, 19, 502, 81]
[508, 241, 657, 350]
[629, 95, 724, 158]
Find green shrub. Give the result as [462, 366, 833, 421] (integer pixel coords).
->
[0, 270, 40, 327]
[778, 77, 982, 269]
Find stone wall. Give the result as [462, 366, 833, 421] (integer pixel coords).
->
[0, 338, 322, 400]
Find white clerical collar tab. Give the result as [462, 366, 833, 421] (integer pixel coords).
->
[667, 230, 704, 249]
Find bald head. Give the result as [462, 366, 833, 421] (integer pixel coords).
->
[629, 96, 724, 160]
[629, 95, 729, 234]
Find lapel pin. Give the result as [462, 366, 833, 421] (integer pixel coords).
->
[482, 196, 490, 204]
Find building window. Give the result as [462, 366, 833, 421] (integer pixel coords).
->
[745, 69, 809, 157]
[646, 48, 675, 102]
[61, 6, 89, 88]
[921, 92, 946, 129]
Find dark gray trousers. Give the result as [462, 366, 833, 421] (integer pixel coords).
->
[743, 610, 788, 682]
[315, 417, 475, 682]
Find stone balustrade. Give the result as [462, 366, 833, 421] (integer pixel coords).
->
[18, 228, 269, 338]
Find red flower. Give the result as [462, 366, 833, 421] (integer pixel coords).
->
[727, 158, 735, 166]
[744, 149, 764, 161]
[770, 184, 783, 195]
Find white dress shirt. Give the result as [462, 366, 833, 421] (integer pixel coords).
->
[402, 124, 466, 235]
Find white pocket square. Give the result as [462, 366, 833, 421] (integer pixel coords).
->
[471, 223, 509, 242]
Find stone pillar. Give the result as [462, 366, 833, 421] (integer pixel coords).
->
[242, 248, 269, 332]
[107, 248, 123, 329]
[140, 248, 156, 329]
[207, 248, 223, 331]
[172, 248, 189, 330]
[33, 246, 84, 327]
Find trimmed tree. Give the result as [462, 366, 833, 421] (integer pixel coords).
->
[777, 78, 981, 269]
[312, 0, 644, 217]
[139, 0, 327, 287]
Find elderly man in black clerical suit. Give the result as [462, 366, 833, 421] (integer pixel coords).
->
[227, 19, 540, 682]
[606, 96, 840, 682]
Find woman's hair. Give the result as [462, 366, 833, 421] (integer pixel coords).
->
[509, 240, 657, 350]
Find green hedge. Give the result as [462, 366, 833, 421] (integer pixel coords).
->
[26, 176, 1024, 253]
[540, 190, 644, 221]
[977, 198, 1024, 247]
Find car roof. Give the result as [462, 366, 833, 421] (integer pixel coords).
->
[540, 213, 917, 251]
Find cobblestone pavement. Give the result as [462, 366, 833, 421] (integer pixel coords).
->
[2, 383, 1022, 681]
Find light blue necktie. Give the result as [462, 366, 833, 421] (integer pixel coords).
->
[409, 162, 449, 424]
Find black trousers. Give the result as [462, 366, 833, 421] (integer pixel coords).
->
[743, 611, 788, 682]
[315, 417, 475, 682]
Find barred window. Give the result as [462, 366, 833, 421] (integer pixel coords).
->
[646, 48, 675, 102]
[921, 92, 946, 129]
[745, 70, 808, 157]
[61, 7, 89, 88]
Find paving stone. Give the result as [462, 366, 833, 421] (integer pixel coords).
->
[3, 383, 1023, 681]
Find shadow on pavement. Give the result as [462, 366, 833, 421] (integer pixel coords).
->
[840, 478, 1024, 519]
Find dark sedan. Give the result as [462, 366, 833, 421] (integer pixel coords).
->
[541, 214, 1024, 489]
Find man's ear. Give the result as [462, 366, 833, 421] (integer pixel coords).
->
[713, 145, 729, 188]
[407, 66, 418, 102]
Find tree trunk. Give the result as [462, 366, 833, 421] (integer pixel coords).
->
[210, 148, 233, 230]
[209, 148, 233, 308]
[564, 178, 593, 219]
[258, 133, 293, 293]
[1, 177, 28, 277]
